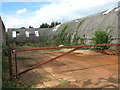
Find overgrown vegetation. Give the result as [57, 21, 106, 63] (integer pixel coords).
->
[72, 17, 87, 45]
[2, 33, 24, 88]
[14, 18, 87, 47]
[2, 45, 9, 72]
[51, 25, 70, 46]
[25, 23, 113, 51]
[91, 26, 113, 50]
[2, 44, 24, 88]
[16, 18, 113, 51]
[49, 18, 87, 46]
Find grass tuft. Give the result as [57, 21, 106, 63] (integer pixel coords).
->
[59, 80, 68, 85]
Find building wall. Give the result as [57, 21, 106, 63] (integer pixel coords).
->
[0, 16, 6, 45]
[54, 7, 119, 45]
[0, 17, 2, 46]
[7, 28, 53, 43]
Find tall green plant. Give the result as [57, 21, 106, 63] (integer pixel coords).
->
[91, 30, 113, 50]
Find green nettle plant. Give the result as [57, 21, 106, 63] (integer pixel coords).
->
[91, 30, 113, 50]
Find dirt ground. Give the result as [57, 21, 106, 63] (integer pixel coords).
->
[13, 47, 119, 88]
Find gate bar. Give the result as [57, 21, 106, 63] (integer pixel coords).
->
[17, 48, 80, 76]
[14, 43, 120, 52]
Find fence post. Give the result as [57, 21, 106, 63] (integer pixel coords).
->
[8, 48, 13, 78]
[14, 51, 18, 78]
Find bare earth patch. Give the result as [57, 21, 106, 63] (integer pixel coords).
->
[13, 48, 119, 88]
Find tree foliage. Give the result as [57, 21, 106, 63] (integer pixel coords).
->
[49, 21, 61, 28]
[39, 22, 61, 28]
[40, 23, 49, 28]
[20, 27, 26, 29]
[91, 29, 113, 50]
[29, 25, 33, 28]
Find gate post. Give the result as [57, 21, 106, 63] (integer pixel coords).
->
[14, 51, 18, 78]
[8, 48, 13, 78]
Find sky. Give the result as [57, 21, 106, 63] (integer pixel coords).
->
[1, 0, 119, 29]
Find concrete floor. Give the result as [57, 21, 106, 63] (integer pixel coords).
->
[15, 49, 119, 88]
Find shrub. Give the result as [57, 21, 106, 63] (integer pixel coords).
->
[2, 45, 9, 72]
[2, 45, 8, 56]
[91, 30, 113, 50]
[6, 39, 15, 46]
[26, 43, 33, 47]
[18, 43, 24, 46]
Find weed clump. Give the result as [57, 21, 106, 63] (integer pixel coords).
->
[91, 26, 113, 50]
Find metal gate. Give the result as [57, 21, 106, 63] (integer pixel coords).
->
[8, 43, 120, 78]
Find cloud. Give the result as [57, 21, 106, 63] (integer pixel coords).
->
[2, 0, 57, 2]
[17, 8, 26, 14]
[2, 0, 119, 3]
[2, 0, 119, 29]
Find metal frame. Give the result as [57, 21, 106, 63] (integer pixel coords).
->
[10, 43, 120, 77]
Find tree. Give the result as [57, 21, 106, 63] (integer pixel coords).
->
[40, 23, 45, 28]
[29, 25, 33, 28]
[39, 22, 61, 28]
[20, 27, 26, 29]
[49, 22, 55, 28]
[49, 22, 61, 28]
[91, 30, 113, 50]
[44, 23, 49, 28]
[55, 22, 61, 25]
[40, 23, 49, 28]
